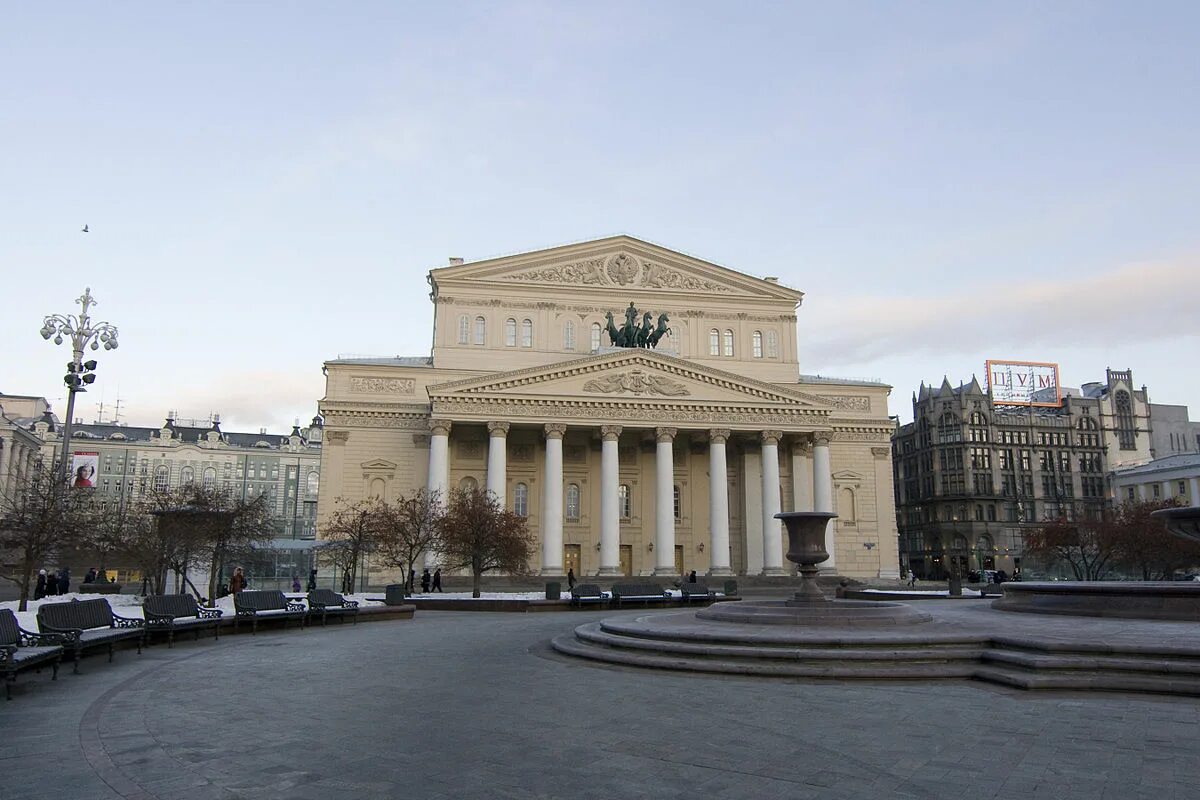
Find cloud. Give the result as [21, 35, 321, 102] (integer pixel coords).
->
[802, 258, 1200, 365]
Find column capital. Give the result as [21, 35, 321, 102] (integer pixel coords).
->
[760, 429, 784, 446]
[600, 425, 623, 442]
[487, 421, 511, 437]
[812, 432, 832, 447]
[871, 446, 891, 458]
[429, 419, 453, 437]
[654, 427, 677, 443]
[327, 430, 350, 444]
[708, 428, 731, 444]
[544, 423, 567, 440]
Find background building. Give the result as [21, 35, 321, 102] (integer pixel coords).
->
[894, 368, 1199, 579]
[1, 395, 323, 590]
[318, 236, 901, 582]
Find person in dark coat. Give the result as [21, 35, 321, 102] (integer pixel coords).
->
[85, 567, 98, 584]
[567, 568, 576, 590]
[307, 569, 318, 592]
[58, 567, 71, 595]
[420, 569, 431, 593]
[409, 568, 416, 593]
[688, 570, 697, 583]
[34, 570, 47, 600]
[291, 575, 301, 593]
[432, 569, 443, 592]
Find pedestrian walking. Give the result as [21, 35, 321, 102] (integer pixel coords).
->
[230, 566, 246, 595]
[291, 575, 301, 593]
[409, 568, 416, 593]
[84, 567, 97, 584]
[432, 568, 443, 592]
[567, 568, 576, 590]
[907, 569, 917, 588]
[688, 570, 697, 583]
[58, 567, 71, 595]
[420, 568, 431, 593]
[34, 570, 47, 600]
[307, 569, 318, 592]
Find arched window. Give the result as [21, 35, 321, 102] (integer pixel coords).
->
[752, 331, 763, 358]
[673, 485, 682, 520]
[709, 329, 720, 356]
[566, 484, 581, 521]
[504, 318, 517, 347]
[473, 316, 486, 345]
[722, 330, 734, 357]
[839, 487, 856, 522]
[203, 467, 216, 490]
[975, 505, 984, 521]
[618, 484, 631, 519]
[457, 315, 470, 344]
[521, 319, 532, 347]
[370, 478, 385, 499]
[975, 534, 994, 553]
[951, 533, 968, 552]
[153, 465, 169, 492]
[180, 466, 194, 485]
[1115, 390, 1136, 449]
[306, 471, 319, 496]
[514, 483, 529, 517]
[937, 413, 962, 443]
[564, 320, 576, 351]
[590, 322, 602, 351]
[766, 330, 779, 358]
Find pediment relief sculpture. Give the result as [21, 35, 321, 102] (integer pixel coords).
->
[507, 252, 733, 293]
[583, 369, 691, 397]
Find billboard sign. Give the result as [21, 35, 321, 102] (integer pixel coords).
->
[985, 360, 1061, 407]
[70, 451, 99, 489]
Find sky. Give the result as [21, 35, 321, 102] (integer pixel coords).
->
[2, 1, 1198, 432]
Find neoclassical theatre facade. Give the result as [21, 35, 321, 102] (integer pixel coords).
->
[317, 236, 900, 579]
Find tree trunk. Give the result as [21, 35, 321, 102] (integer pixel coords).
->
[17, 554, 33, 612]
[184, 575, 205, 601]
[472, 568, 482, 599]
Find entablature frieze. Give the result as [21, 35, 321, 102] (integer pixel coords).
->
[432, 295, 796, 323]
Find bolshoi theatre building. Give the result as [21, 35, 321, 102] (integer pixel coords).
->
[317, 236, 900, 580]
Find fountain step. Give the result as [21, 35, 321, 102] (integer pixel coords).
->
[974, 665, 1200, 696]
[576, 622, 985, 663]
[981, 648, 1200, 677]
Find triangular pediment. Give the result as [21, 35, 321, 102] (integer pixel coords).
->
[360, 459, 398, 471]
[428, 350, 832, 410]
[429, 235, 803, 301]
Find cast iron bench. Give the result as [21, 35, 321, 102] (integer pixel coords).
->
[143, 594, 223, 647]
[570, 583, 606, 607]
[36, 598, 144, 673]
[1, 609, 67, 700]
[680, 582, 715, 602]
[610, 582, 668, 608]
[307, 589, 359, 626]
[233, 590, 307, 634]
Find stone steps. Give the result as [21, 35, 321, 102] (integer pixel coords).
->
[552, 619, 1200, 696]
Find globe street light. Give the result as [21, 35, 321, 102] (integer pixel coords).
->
[40, 287, 120, 483]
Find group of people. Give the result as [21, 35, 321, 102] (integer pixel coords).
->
[416, 568, 443, 593]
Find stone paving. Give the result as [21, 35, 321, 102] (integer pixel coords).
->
[2, 608, 1199, 800]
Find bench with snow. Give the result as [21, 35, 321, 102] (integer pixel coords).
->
[680, 583, 715, 602]
[610, 583, 668, 608]
[37, 598, 144, 673]
[306, 589, 359, 626]
[570, 584, 606, 607]
[1, 609, 67, 700]
[143, 594, 223, 648]
[233, 590, 308, 634]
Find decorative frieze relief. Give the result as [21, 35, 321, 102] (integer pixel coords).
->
[321, 413, 428, 430]
[822, 395, 871, 411]
[326, 430, 350, 443]
[509, 257, 608, 286]
[349, 376, 416, 395]
[564, 445, 586, 462]
[829, 431, 893, 442]
[431, 397, 826, 427]
[511, 444, 535, 462]
[433, 294, 790, 322]
[502, 252, 734, 293]
[583, 370, 691, 397]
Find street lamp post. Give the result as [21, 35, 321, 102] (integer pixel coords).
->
[40, 288, 120, 483]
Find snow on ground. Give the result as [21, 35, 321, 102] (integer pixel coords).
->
[860, 588, 983, 597]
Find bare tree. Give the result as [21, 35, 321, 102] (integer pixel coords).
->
[375, 489, 443, 597]
[0, 460, 90, 611]
[1111, 498, 1200, 580]
[321, 498, 387, 594]
[438, 487, 535, 598]
[1023, 515, 1121, 581]
[196, 490, 275, 603]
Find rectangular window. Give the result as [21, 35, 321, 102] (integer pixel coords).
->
[1153, 484, 1161, 498]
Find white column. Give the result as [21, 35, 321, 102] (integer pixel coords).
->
[598, 425, 622, 575]
[540, 424, 566, 575]
[653, 427, 677, 575]
[1163, 481, 1173, 503]
[760, 430, 785, 575]
[486, 421, 509, 508]
[426, 420, 451, 568]
[792, 439, 814, 512]
[1137, 483, 1148, 501]
[708, 429, 732, 576]
[1190, 477, 1200, 508]
[813, 434, 836, 573]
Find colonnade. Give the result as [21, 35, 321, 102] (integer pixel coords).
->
[424, 420, 835, 576]
[0, 436, 39, 504]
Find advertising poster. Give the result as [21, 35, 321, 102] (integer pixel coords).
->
[985, 360, 1062, 407]
[70, 451, 100, 489]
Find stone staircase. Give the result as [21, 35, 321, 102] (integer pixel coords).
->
[552, 617, 1200, 695]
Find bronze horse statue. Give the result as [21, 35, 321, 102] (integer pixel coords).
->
[604, 311, 622, 347]
[647, 313, 671, 348]
[602, 308, 670, 349]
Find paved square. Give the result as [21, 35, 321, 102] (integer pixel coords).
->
[2, 610, 1198, 799]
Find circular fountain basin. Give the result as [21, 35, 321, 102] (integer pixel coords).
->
[696, 598, 932, 626]
[994, 581, 1200, 621]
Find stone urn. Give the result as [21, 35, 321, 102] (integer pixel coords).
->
[776, 511, 838, 605]
[1151, 507, 1200, 545]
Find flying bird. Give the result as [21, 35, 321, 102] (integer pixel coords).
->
[81, 225, 89, 233]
